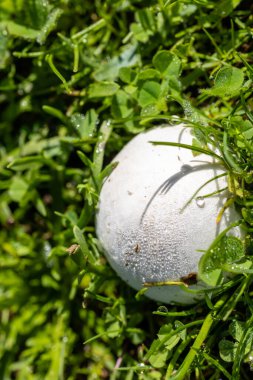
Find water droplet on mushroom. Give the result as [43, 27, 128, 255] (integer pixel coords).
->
[141, 276, 146, 284]
[195, 197, 205, 208]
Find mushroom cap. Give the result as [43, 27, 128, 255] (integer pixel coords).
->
[96, 124, 242, 304]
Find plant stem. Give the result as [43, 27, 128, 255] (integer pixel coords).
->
[168, 296, 227, 380]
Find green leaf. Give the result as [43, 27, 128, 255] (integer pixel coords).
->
[153, 51, 181, 77]
[138, 81, 161, 107]
[137, 8, 156, 32]
[111, 90, 133, 119]
[223, 258, 253, 274]
[36, 8, 63, 45]
[148, 340, 169, 368]
[35, 196, 47, 216]
[93, 44, 139, 81]
[219, 339, 238, 362]
[25, 0, 49, 29]
[211, 0, 242, 19]
[55, 210, 79, 226]
[242, 208, 253, 226]
[199, 235, 245, 286]
[243, 128, 253, 140]
[73, 225, 96, 263]
[8, 177, 29, 202]
[229, 320, 245, 342]
[203, 66, 244, 97]
[0, 21, 39, 39]
[107, 321, 121, 338]
[99, 162, 118, 183]
[77, 151, 93, 169]
[67, 246, 84, 268]
[0, 8, 62, 44]
[43, 105, 68, 124]
[0, 29, 9, 68]
[157, 324, 180, 350]
[141, 103, 160, 117]
[7, 156, 46, 171]
[119, 67, 136, 84]
[175, 320, 187, 341]
[130, 23, 149, 43]
[93, 120, 113, 179]
[137, 69, 161, 81]
[88, 82, 120, 98]
[70, 109, 98, 138]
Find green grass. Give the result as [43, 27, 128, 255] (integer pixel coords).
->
[1, 0, 253, 379]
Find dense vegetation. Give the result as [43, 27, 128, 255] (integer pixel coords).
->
[1, 0, 253, 379]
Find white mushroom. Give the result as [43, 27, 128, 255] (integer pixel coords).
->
[96, 124, 242, 304]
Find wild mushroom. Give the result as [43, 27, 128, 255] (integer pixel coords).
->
[96, 124, 242, 304]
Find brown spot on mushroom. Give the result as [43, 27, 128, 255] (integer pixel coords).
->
[134, 244, 141, 253]
[180, 272, 197, 286]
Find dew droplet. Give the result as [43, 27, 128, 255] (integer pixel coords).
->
[195, 197, 205, 208]
[137, 362, 145, 374]
[43, 242, 51, 258]
[157, 305, 168, 313]
[95, 142, 105, 154]
[141, 276, 146, 284]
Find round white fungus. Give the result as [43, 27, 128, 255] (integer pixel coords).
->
[96, 124, 242, 304]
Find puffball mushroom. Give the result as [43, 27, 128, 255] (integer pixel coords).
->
[96, 124, 242, 304]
